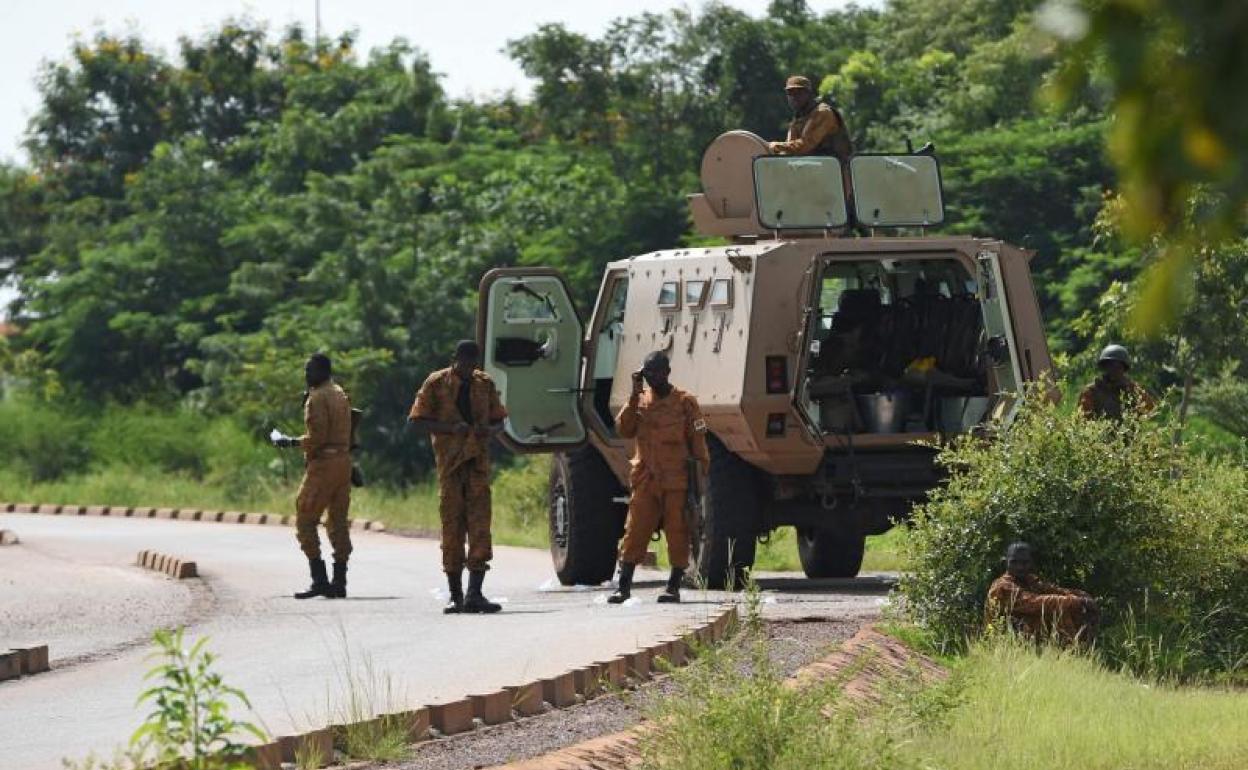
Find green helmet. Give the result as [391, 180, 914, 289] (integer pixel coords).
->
[1097, 344, 1131, 369]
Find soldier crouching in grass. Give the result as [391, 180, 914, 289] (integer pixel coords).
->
[408, 340, 508, 614]
[985, 541, 1100, 645]
[272, 353, 354, 599]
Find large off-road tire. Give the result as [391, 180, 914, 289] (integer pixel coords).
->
[549, 447, 626, 586]
[796, 526, 866, 578]
[690, 434, 761, 590]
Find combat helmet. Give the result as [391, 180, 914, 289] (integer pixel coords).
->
[1097, 344, 1131, 369]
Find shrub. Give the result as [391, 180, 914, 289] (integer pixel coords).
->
[899, 387, 1248, 679]
[0, 398, 90, 481]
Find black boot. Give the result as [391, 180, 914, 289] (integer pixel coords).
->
[608, 562, 636, 604]
[328, 560, 348, 599]
[463, 570, 502, 614]
[443, 571, 465, 614]
[294, 558, 331, 599]
[657, 568, 684, 604]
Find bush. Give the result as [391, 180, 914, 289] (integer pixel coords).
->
[899, 387, 1248, 679]
[0, 399, 91, 481]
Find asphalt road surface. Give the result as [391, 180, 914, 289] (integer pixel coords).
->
[0, 513, 888, 769]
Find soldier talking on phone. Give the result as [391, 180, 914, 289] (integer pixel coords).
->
[609, 351, 710, 604]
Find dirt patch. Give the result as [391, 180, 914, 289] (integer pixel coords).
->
[373, 616, 861, 770]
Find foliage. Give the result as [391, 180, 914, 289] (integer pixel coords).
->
[899, 388, 1248, 679]
[1194, 364, 1248, 440]
[0, 4, 1122, 483]
[131, 628, 265, 770]
[642, 595, 921, 770]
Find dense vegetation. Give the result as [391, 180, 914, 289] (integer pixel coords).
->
[0, 0, 1175, 485]
[901, 390, 1248, 682]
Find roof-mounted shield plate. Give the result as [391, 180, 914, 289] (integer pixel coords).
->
[850, 154, 945, 227]
[752, 156, 849, 230]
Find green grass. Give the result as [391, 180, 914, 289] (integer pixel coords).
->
[901, 641, 1248, 770]
[752, 525, 910, 573]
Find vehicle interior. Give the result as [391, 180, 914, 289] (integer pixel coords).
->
[589, 276, 628, 432]
[800, 257, 990, 436]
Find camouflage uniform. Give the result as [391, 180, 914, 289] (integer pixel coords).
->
[409, 368, 508, 574]
[985, 572, 1099, 644]
[772, 102, 853, 159]
[616, 387, 710, 569]
[1077, 375, 1156, 420]
[295, 381, 354, 562]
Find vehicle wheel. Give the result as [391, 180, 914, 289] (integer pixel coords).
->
[690, 434, 761, 590]
[796, 526, 865, 578]
[549, 447, 626, 586]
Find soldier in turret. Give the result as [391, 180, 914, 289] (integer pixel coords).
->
[768, 76, 853, 160]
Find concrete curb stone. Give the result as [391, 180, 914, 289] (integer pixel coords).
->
[541, 672, 577, 708]
[625, 649, 652, 682]
[573, 663, 603, 699]
[0, 651, 22, 681]
[428, 699, 475, 736]
[385, 708, 430, 742]
[0, 529, 19, 545]
[136, 549, 198, 580]
[506, 682, 546, 716]
[471, 690, 513, 725]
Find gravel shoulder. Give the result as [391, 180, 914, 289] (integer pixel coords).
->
[385, 613, 866, 770]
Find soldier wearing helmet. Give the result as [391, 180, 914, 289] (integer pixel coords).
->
[608, 351, 711, 605]
[767, 75, 853, 160]
[985, 542, 1100, 645]
[1077, 344, 1156, 420]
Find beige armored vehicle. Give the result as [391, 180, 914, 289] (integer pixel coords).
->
[477, 130, 1053, 588]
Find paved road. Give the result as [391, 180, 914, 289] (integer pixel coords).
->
[0, 513, 888, 769]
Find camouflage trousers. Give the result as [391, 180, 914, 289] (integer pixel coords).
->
[295, 455, 353, 563]
[439, 458, 493, 573]
[619, 481, 690, 569]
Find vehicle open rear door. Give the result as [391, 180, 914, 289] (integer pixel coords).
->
[976, 249, 1025, 425]
[477, 268, 588, 453]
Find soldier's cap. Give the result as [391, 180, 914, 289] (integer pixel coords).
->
[642, 350, 671, 372]
[1005, 541, 1033, 561]
[785, 75, 813, 92]
[454, 339, 481, 361]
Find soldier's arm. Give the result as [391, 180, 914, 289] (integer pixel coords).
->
[301, 390, 329, 455]
[477, 379, 509, 437]
[1076, 387, 1096, 418]
[616, 393, 641, 439]
[685, 397, 711, 466]
[408, 375, 465, 435]
[770, 109, 839, 155]
[1136, 385, 1158, 415]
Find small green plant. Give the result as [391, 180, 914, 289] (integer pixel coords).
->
[131, 627, 266, 770]
[328, 630, 410, 762]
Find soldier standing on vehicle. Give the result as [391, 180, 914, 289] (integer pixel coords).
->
[985, 542, 1100, 645]
[767, 75, 853, 160]
[609, 351, 711, 605]
[1078, 344, 1156, 421]
[409, 340, 508, 614]
[272, 353, 354, 599]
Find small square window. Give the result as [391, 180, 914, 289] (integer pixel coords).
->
[658, 280, 680, 309]
[709, 278, 734, 307]
[685, 279, 708, 308]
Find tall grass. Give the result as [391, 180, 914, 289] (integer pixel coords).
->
[902, 640, 1248, 770]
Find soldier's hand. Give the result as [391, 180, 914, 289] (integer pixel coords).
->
[631, 369, 645, 397]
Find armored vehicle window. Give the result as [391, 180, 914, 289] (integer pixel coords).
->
[753, 156, 849, 229]
[685, 280, 708, 308]
[502, 284, 560, 323]
[850, 155, 945, 227]
[710, 278, 733, 307]
[658, 281, 680, 309]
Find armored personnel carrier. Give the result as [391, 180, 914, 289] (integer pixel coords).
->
[477, 130, 1053, 588]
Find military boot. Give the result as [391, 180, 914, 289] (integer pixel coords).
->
[328, 560, 348, 599]
[463, 570, 502, 614]
[294, 558, 331, 599]
[443, 571, 465, 614]
[608, 562, 636, 604]
[657, 567, 684, 604]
